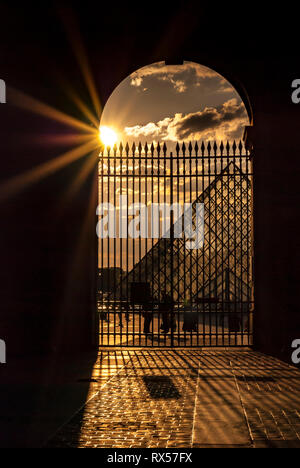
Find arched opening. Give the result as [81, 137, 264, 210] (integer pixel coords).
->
[97, 61, 253, 347]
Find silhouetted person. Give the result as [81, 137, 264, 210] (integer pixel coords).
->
[225, 295, 240, 332]
[182, 296, 197, 332]
[160, 293, 174, 334]
[228, 310, 241, 332]
[118, 298, 130, 328]
[143, 300, 153, 334]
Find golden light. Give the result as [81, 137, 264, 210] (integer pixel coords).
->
[99, 126, 118, 147]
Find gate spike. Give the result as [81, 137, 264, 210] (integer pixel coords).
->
[226, 141, 230, 154]
[182, 142, 186, 155]
[238, 140, 243, 153]
[163, 142, 167, 155]
[220, 141, 224, 154]
[125, 142, 129, 155]
[188, 141, 193, 155]
[144, 142, 148, 155]
[207, 141, 211, 154]
[107, 146, 111, 157]
[119, 142, 123, 155]
[176, 142, 180, 156]
[157, 142, 161, 155]
[138, 141, 142, 155]
[201, 141, 205, 155]
[213, 141, 217, 154]
[232, 140, 237, 154]
[132, 142, 136, 155]
[194, 142, 199, 155]
[150, 142, 154, 155]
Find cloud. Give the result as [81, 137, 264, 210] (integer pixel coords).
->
[124, 99, 248, 142]
[124, 119, 172, 139]
[130, 76, 143, 87]
[175, 99, 247, 139]
[129, 61, 232, 94]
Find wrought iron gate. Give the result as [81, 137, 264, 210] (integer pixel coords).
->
[98, 141, 253, 347]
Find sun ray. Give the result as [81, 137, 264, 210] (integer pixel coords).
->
[29, 133, 95, 147]
[9, 87, 96, 134]
[57, 149, 99, 214]
[0, 137, 99, 202]
[59, 7, 102, 119]
[64, 85, 100, 128]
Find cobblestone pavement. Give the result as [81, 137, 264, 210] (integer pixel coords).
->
[47, 349, 300, 448]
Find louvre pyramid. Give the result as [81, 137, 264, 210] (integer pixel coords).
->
[114, 161, 252, 309]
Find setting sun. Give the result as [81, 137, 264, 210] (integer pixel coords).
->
[99, 126, 118, 147]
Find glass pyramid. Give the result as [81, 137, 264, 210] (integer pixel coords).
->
[114, 161, 252, 313]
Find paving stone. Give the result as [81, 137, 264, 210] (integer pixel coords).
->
[46, 350, 300, 448]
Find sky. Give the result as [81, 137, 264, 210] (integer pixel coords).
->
[100, 61, 249, 150]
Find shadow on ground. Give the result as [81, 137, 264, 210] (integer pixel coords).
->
[0, 350, 98, 447]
